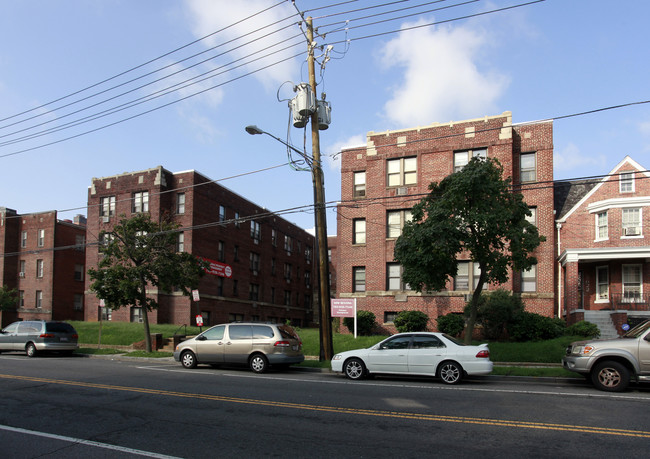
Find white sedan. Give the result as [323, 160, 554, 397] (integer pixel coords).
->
[331, 332, 493, 384]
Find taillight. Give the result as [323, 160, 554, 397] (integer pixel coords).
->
[39, 333, 55, 338]
[274, 340, 291, 347]
[475, 350, 490, 358]
[72, 334, 78, 339]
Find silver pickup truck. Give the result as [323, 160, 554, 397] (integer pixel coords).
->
[563, 319, 650, 392]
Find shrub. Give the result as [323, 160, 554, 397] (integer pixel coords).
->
[436, 313, 465, 337]
[566, 321, 600, 338]
[343, 310, 376, 336]
[474, 289, 525, 340]
[393, 310, 429, 332]
[508, 311, 565, 342]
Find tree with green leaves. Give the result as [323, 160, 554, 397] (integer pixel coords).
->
[394, 157, 544, 343]
[0, 285, 18, 311]
[88, 214, 207, 352]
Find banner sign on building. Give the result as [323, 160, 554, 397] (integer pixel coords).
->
[201, 257, 233, 278]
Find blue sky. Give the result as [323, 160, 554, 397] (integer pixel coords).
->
[1, 0, 649, 234]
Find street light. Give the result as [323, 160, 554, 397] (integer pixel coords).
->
[245, 124, 333, 361]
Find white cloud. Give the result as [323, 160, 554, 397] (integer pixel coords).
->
[554, 142, 608, 176]
[323, 134, 366, 172]
[183, 0, 301, 91]
[379, 19, 509, 127]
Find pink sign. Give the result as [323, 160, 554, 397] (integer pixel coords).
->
[201, 257, 233, 278]
[331, 298, 356, 317]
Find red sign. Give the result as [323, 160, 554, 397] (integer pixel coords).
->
[331, 298, 356, 317]
[195, 315, 203, 326]
[201, 257, 233, 278]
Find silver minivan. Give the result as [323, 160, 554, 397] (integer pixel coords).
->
[173, 322, 304, 373]
[0, 320, 79, 357]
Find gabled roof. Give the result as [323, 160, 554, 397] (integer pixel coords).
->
[555, 156, 649, 222]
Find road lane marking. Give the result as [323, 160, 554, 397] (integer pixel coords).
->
[0, 423, 181, 458]
[136, 364, 650, 402]
[1, 373, 649, 439]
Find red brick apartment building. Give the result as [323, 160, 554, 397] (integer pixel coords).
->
[335, 112, 556, 333]
[85, 166, 316, 327]
[555, 156, 650, 329]
[0, 207, 86, 326]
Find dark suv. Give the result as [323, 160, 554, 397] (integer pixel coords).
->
[174, 322, 304, 373]
[0, 321, 79, 357]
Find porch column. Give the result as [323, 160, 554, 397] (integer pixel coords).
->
[564, 261, 581, 313]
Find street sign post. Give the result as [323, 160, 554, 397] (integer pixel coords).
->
[331, 298, 357, 338]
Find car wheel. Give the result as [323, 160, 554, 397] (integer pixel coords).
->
[343, 358, 367, 380]
[438, 361, 463, 384]
[591, 360, 629, 392]
[249, 354, 269, 373]
[25, 342, 38, 358]
[180, 350, 197, 369]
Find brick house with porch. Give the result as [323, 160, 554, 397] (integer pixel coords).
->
[555, 156, 650, 333]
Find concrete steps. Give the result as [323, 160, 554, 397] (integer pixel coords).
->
[582, 311, 619, 339]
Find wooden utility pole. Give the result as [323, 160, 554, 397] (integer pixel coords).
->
[306, 16, 333, 361]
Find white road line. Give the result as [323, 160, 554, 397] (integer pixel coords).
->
[0, 424, 181, 459]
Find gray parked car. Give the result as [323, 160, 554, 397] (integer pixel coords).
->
[563, 319, 650, 392]
[174, 322, 304, 373]
[0, 320, 79, 357]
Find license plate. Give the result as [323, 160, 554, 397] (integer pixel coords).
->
[60, 337, 69, 342]
[292, 345, 298, 351]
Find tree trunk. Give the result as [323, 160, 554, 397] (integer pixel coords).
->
[463, 277, 485, 344]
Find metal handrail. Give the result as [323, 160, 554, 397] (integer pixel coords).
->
[172, 324, 188, 336]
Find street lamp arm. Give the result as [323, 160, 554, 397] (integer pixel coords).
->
[244, 125, 307, 159]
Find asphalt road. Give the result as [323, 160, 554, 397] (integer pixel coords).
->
[0, 353, 649, 458]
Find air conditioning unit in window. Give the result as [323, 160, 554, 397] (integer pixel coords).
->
[396, 187, 408, 196]
[101, 216, 110, 223]
[624, 226, 640, 236]
[19, 272, 25, 278]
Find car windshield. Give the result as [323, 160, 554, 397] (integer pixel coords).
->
[622, 320, 650, 338]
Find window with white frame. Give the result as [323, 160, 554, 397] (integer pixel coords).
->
[387, 157, 417, 187]
[176, 193, 185, 214]
[131, 307, 143, 323]
[622, 265, 642, 302]
[284, 235, 292, 254]
[622, 208, 641, 236]
[250, 252, 260, 273]
[176, 232, 184, 252]
[36, 290, 43, 308]
[520, 152, 536, 182]
[386, 263, 410, 291]
[526, 207, 537, 227]
[454, 148, 487, 172]
[132, 191, 149, 213]
[19, 260, 25, 277]
[353, 267, 366, 292]
[74, 264, 84, 282]
[36, 259, 44, 278]
[219, 205, 226, 222]
[455, 262, 469, 291]
[387, 209, 413, 238]
[271, 229, 277, 246]
[619, 171, 634, 193]
[596, 211, 608, 240]
[596, 266, 609, 302]
[21, 231, 27, 248]
[521, 265, 537, 292]
[353, 219, 366, 244]
[234, 211, 240, 228]
[37, 229, 45, 247]
[100, 196, 116, 217]
[354, 171, 366, 198]
[251, 221, 261, 243]
[73, 294, 83, 311]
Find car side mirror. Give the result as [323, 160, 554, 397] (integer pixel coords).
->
[196, 335, 207, 341]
